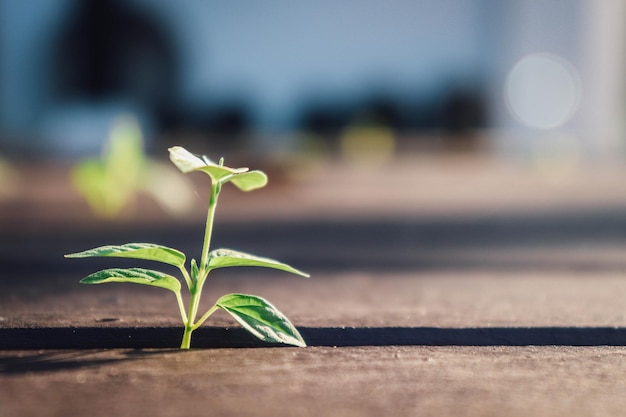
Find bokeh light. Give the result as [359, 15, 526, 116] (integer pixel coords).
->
[505, 53, 582, 130]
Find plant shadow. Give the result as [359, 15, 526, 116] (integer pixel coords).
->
[0, 348, 177, 375]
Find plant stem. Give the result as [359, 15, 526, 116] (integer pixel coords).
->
[181, 281, 203, 349]
[192, 304, 219, 331]
[179, 266, 192, 290]
[200, 182, 220, 274]
[175, 291, 188, 323]
[180, 181, 221, 349]
[180, 323, 193, 349]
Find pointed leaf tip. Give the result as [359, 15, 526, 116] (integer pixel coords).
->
[207, 249, 309, 277]
[216, 293, 306, 347]
[65, 243, 186, 268]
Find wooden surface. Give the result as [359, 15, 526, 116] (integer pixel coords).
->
[2, 153, 626, 416]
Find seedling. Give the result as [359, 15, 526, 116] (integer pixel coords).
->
[66, 146, 309, 349]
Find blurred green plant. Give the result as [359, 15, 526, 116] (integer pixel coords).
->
[0, 156, 18, 198]
[71, 116, 194, 218]
[66, 146, 309, 349]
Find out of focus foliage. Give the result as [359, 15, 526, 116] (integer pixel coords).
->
[71, 116, 194, 219]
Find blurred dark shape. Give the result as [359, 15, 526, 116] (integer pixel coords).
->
[168, 99, 251, 144]
[437, 85, 487, 133]
[298, 84, 487, 144]
[183, 101, 252, 149]
[351, 94, 407, 130]
[299, 101, 351, 137]
[51, 0, 180, 131]
[206, 102, 251, 138]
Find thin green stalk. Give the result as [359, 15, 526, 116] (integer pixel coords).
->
[192, 304, 219, 331]
[181, 180, 222, 349]
[200, 183, 221, 274]
[175, 291, 188, 323]
[180, 323, 193, 349]
[179, 266, 192, 290]
[181, 283, 202, 349]
[190, 280, 205, 322]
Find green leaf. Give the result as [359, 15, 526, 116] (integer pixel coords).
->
[207, 249, 309, 277]
[168, 146, 267, 191]
[216, 293, 306, 347]
[65, 243, 186, 269]
[80, 268, 181, 293]
[168, 146, 248, 182]
[229, 170, 268, 191]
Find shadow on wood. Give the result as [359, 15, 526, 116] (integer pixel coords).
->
[2, 326, 626, 350]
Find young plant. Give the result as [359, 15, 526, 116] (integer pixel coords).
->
[66, 146, 309, 349]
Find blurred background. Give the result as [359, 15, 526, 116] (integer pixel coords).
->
[1, 0, 626, 228]
[2, 0, 625, 160]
